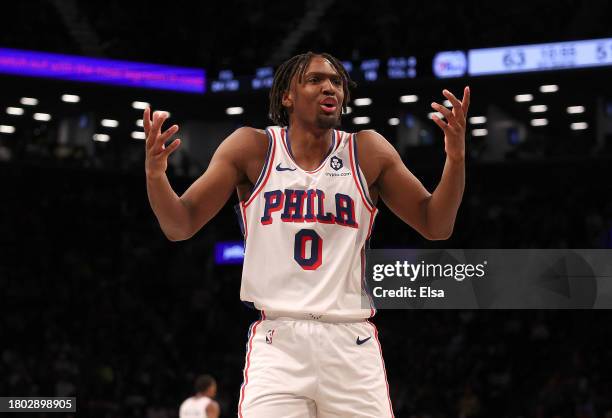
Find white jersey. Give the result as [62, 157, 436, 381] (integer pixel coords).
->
[236, 126, 378, 321]
[179, 395, 211, 418]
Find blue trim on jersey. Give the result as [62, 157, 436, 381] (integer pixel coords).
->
[286, 128, 336, 168]
[353, 132, 375, 208]
[242, 300, 256, 310]
[234, 203, 246, 237]
[249, 128, 274, 195]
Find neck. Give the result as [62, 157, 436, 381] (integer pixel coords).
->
[287, 120, 333, 156]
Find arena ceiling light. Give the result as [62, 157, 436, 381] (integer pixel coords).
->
[33, 113, 51, 121]
[399, 95, 418, 103]
[131, 131, 146, 140]
[469, 116, 486, 124]
[567, 106, 585, 114]
[101, 119, 119, 128]
[61, 94, 80, 103]
[353, 98, 372, 106]
[342, 106, 352, 115]
[529, 105, 548, 113]
[20, 97, 38, 106]
[427, 111, 444, 120]
[93, 133, 110, 142]
[539, 85, 559, 93]
[226, 107, 244, 115]
[6, 107, 24, 115]
[515, 94, 533, 102]
[0, 125, 16, 134]
[443, 100, 452, 108]
[570, 122, 588, 130]
[471, 128, 488, 136]
[136, 119, 144, 127]
[352, 116, 370, 125]
[132, 101, 149, 110]
[530, 118, 548, 126]
[388, 118, 400, 126]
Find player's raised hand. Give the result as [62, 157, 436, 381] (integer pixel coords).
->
[144, 107, 181, 179]
[430, 86, 470, 162]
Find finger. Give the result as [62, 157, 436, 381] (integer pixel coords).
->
[431, 114, 448, 131]
[431, 102, 455, 123]
[158, 124, 179, 144]
[163, 138, 181, 156]
[462, 86, 471, 115]
[146, 111, 163, 151]
[150, 111, 170, 149]
[442, 89, 465, 122]
[153, 111, 169, 134]
[143, 107, 152, 135]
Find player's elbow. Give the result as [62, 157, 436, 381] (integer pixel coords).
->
[163, 226, 194, 242]
[424, 227, 453, 241]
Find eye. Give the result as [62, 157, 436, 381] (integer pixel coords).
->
[332, 78, 342, 86]
[308, 76, 320, 83]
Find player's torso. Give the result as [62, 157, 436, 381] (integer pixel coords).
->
[236, 126, 378, 321]
[179, 396, 211, 418]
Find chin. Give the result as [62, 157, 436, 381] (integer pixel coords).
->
[316, 114, 341, 129]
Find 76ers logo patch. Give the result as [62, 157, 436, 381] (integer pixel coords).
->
[265, 329, 275, 344]
[330, 156, 343, 171]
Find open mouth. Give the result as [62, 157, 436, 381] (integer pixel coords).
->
[320, 103, 337, 113]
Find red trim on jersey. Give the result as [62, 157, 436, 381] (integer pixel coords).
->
[240, 201, 248, 241]
[280, 128, 336, 174]
[238, 319, 263, 417]
[334, 130, 342, 151]
[245, 129, 277, 208]
[367, 320, 395, 418]
[362, 207, 378, 318]
[348, 133, 375, 213]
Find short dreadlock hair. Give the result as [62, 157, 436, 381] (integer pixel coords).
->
[194, 374, 215, 394]
[269, 52, 356, 127]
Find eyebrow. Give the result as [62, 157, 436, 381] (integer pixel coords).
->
[303, 71, 341, 79]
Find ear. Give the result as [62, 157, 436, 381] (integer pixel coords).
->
[281, 89, 293, 108]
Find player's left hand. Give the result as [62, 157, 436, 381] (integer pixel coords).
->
[431, 87, 470, 162]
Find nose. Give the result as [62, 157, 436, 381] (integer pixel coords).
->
[322, 78, 335, 94]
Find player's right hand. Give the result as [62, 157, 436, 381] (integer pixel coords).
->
[144, 107, 181, 179]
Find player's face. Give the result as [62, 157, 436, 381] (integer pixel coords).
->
[285, 56, 345, 130]
[210, 382, 217, 397]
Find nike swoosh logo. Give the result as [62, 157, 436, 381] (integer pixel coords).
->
[356, 336, 371, 345]
[276, 163, 296, 172]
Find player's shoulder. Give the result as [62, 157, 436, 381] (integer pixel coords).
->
[231, 126, 268, 144]
[206, 399, 220, 412]
[178, 396, 193, 407]
[353, 129, 395, 153]
[222, 126, 269, 156]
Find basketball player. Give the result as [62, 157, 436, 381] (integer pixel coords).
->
[145, 52, 469, 417]
[179, 374, 220, 418]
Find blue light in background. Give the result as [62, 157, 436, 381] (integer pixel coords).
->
[214, 242, 245, 265]
[0, 47, 205, 93]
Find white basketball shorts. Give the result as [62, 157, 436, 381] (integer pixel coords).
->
[237, 317, 395, 417]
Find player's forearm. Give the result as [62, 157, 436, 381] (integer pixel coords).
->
[146, 173, 193, 241]
[425, 157, 465, 240]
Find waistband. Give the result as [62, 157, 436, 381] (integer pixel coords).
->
[261, 310, 368, 323]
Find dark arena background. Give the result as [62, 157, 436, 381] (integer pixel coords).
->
[2, 1, 612, 417]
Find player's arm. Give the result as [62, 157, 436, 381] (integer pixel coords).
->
[144, 108, 254, 241]
[369, 87, 470, 240]
[358, 130, 437, 239]
[205, 400, 220, 418]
